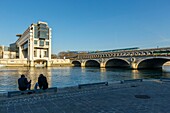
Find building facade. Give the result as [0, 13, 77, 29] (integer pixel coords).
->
[16, 21, 52, 67]
[0, 21, 71, 67]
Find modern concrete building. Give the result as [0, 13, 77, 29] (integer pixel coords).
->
[15, 21, 52, 67]
[0, 21, 71, 67]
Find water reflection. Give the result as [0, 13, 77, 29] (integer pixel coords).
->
[100, 68, 106, 73]
[131, 70, 140, 79]
[27, 67, 52, 88]
[81, 67, 86, 73]
[162, 65, 170, 73]
[100, 68, 107, 81]
[1, 67, 170, 93]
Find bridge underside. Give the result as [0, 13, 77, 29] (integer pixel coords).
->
[85, 60, 100, 67]
[106, 59, 129, 68]
[138, 58, 170, 69]
[72, 61, 81, 67]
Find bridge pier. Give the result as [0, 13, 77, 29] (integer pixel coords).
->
[81, 62, 86, 67]
[130, 62, 138, 69]
[100, 62, 106, 68]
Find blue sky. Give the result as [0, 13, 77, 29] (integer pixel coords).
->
[0, 0, 170, 54]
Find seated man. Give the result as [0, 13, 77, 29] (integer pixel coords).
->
[38, 74, 48, 90]
[18, 74, 31, 91]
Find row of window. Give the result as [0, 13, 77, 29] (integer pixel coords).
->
[34, 40, 49, 46]
[34, 50, 48, 57]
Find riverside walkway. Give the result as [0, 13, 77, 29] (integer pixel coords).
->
[0, 79, 170, 113]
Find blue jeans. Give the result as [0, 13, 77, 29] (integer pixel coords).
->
[34, 82, 39, 90]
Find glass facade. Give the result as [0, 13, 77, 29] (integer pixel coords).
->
[22, 43, 28, 50]
[39, 24, 47, 28]
[10, 43, 16, 52]
[4, 46, 9, 51]
[34, 26, 38, 38]
[39, 31, 48, 39]
[34, 23, 49, 39]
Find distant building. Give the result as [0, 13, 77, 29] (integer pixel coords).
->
[0, 45, 16, 59]
[15, 21, 52, 67]
[9, 43, 19, 58]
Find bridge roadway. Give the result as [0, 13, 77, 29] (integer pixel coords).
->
[1, 80, 170, 113]
[71, 47, 170, 69]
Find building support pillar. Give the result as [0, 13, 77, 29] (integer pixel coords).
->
[30, 60, 34, 67]
[47, 61, 51, 67]
[19, 46, 22, 59]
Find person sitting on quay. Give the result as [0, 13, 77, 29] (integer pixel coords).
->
[18, 74, 31, 91]
[34, 74, 48, 90]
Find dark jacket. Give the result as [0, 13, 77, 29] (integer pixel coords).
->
[18, 77, 29, 91]
[38, 75, 48, 90]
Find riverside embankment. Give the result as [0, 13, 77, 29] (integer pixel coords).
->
[0, 79, 170, 113]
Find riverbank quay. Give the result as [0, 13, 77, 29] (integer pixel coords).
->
[0, 79, 170, 113]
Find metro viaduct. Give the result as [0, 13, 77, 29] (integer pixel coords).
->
[70, 47, 170, 69]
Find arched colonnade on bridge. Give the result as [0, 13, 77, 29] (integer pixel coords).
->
[72, 57, 170, 69]
[77, 51, 153, 59]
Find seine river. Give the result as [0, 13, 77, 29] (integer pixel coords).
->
[0, 66, 170, 93]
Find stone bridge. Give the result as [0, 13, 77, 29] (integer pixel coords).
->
[70, 47, 170, 69]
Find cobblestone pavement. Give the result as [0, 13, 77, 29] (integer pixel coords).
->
[0, 80, 170, 113]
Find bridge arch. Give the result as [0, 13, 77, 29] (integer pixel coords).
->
[105, 58, 130, 68]
[137, 57, 170, 69]
[72, 61, 81, 67]
[85, 60, 100, 67]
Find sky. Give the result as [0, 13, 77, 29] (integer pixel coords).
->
[0, 0, 170, 54]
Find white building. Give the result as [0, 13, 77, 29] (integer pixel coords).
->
[16, 21, 52, 67]
[0, 21, 71, 67]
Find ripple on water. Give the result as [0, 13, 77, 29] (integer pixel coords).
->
[0, 67, 170, 92]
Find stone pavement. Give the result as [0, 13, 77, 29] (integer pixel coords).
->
[0, 79, 170, 113]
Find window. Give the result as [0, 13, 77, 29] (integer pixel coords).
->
[22, 43, 28, 49]
[44, 51, 48, 57]
[34, 50, 37, 57]
[34, 40, 37, 44]
[34, 26, 38, 38]
[46, 41, 49, 45]
[39, 24, 47, 28]
[39, 40, 44, 46]
[38, 31, 48, 39]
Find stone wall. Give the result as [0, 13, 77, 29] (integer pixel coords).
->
[51, 59, 72, 66]
[0, 59, 27, 66]
[0, 59, 73, 67]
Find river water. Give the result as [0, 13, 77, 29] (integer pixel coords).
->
[0, 66, 170, 93]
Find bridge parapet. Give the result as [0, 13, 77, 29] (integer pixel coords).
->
[73, 47, 170, 60]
